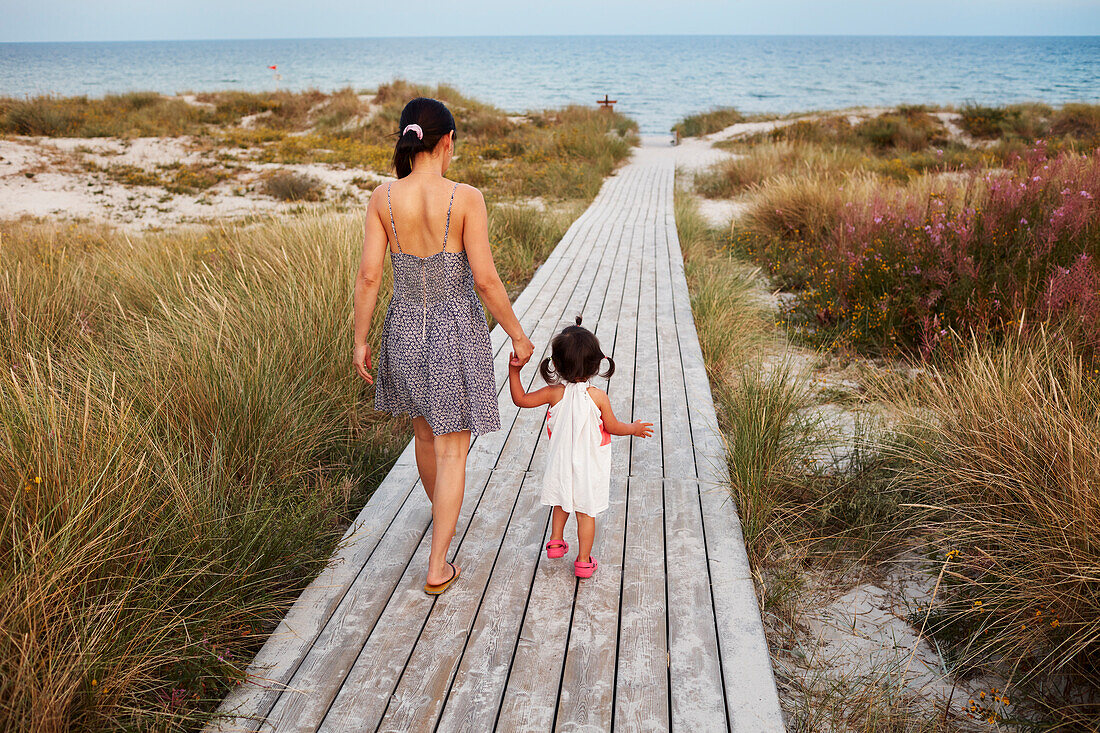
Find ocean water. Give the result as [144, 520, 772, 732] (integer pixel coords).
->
[0, 35, 1097, 133]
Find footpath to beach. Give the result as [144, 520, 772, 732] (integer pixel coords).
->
[208, 140, 783, 732]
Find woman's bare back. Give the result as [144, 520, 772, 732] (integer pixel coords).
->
[383, 176, 467, 257]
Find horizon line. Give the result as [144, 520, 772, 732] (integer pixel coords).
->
[3, 32, 1100, 44]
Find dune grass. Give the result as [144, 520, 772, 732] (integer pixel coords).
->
[876, 331, 1100, 727]
[671, 107, 744, 138]
[0, 188, 578, 730]
[205, 81, 637, 202]
[0, 92, 213, 137]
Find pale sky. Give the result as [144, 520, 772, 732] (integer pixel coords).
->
[2, 0, 1100, 42]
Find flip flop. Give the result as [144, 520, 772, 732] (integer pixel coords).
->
[574, 556, 598, 579]
[545, 540, 569, 559]
[423, 562, 460, 595]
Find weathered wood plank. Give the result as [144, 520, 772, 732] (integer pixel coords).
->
[553, 164, 644, 732]
[652, 162, 729, 730]
[206, 445, 423, 733]
[363, 177, 638, 730]
[496, 163, 656, 731]
[436, 167, 647, 732]
[663, 193, 784, 730]
[613, 160, 670, 732]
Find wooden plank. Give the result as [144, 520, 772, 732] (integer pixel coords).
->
[436, 166, 647, 732]
[652, 161, 729, 730]
[315, 468, 517, 732]
[613, 160, 670, 732]
[552, 164, 645, 732]
[495, 163, 656, 731]
[314, 167, 638, 731]
[663, 191, 784, 730]
[361, 175, 638, 730]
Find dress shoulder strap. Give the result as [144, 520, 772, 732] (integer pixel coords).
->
[386, 182, 402, 253]
[443, 182, 459, 250]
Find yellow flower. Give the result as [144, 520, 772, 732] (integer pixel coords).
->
[34, 476, 41, 484]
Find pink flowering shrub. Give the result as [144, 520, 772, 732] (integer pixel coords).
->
[746, 144, 1100, 354]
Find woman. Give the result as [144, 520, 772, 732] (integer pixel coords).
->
[353, 97, 535, 595]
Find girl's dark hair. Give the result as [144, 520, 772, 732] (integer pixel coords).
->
[539, 317, 615, 385]
[392, 97, 457, 178]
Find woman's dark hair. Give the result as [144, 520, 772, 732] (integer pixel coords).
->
[539, 317, 615, 385]
[392, 97, 457, 178]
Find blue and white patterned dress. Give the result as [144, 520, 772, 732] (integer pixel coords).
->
[374, 182, 502, 436]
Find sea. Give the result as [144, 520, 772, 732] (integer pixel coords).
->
[1, 35, 1098, 133]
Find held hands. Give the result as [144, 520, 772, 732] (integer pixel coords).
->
[510, 336, 534, 367]
[631, 420, 654, 438]
[353, 342, 373, 384]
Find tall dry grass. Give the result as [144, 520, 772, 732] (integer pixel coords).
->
[0, 198, 571, 731]
[880, 331, 1100, 726]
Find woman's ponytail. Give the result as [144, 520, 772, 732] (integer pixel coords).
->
[391, 98, 457, 178]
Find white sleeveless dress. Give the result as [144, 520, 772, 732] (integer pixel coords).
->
[542, 381, 613, 516]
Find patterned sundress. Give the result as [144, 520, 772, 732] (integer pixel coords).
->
[374, 181, 502, 436]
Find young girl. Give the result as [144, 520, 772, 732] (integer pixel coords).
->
[509, 318, 653, 578]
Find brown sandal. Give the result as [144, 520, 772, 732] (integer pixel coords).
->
[423, 562, 460, 595]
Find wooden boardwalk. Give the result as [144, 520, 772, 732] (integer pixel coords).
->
[209, 144, 783, 732]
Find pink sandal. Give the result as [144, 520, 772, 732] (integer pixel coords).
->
[546, 540, 568, 559]
[574, 556, 598, 578]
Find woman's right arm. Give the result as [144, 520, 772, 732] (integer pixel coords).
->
[461, 186, 535, 365]
[352, 188, 390, 383]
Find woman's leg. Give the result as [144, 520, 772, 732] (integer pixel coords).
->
[550, 506, 569, 543]
[411, 417, 437, 502]
[426, 429, 471, 585]
[575, 512, 595, 564]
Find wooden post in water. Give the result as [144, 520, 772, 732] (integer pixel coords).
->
[597, 94, 617, 112]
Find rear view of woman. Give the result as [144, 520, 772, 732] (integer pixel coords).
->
[352, 98, 534, 594]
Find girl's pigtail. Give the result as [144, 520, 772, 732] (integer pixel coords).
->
[539, 357, 557, 385]
[600, 355, 616, 379]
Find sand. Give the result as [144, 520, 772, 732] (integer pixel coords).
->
[0, 134, 387, 230]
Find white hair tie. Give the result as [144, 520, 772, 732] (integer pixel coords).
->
[402, 123, 424, 140]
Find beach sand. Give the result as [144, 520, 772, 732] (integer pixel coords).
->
[0, 134, 386, 229]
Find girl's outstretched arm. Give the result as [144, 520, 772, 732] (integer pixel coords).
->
[509, 353, 563, 408]
[587, 386, 654, 437]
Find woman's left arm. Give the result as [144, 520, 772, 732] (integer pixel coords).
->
[353, 188, 390, 384]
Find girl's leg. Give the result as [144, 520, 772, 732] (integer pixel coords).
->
[426, 429, 471, 586]
[575, 512, 595, 564]
[550, 506, 569, 543]
[411, 417, 437, 502]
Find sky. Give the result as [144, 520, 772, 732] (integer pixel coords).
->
[2, 0, 1100, 42]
